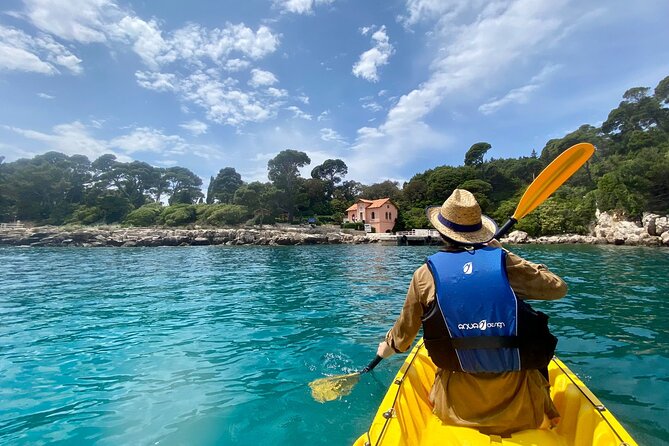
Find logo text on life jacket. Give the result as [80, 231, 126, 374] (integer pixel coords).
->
[457, 319, 505, 330]
[463, 262, 473, 275]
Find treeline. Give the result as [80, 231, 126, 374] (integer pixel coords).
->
[394, 75, 669, 235]
[1, 75, 668, 233]
[0, 148, 386, 227]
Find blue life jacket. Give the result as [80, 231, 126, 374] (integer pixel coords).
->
[422, 247, 556, 373]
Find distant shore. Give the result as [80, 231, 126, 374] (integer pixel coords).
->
[1, 212, 668, 248]
[0, 225, 375, 247]
[6, 217, 664, 247]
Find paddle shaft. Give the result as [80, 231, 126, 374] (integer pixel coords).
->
[360, 355, 383, 374]
[494, 217, 518, 239]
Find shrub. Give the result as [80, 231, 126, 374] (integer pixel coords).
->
[68, 205, 104, 225]
[124, 203, 162, 226]
[200, 204, 249, 226]
[159, 204, 197, 226]
[341, 222, 364, 230]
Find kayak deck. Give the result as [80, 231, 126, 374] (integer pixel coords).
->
[353, 341, 637, 446]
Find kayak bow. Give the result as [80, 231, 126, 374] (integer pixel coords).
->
[353, 340, 637, 446]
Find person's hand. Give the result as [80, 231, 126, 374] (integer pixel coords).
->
[377, 340, 396, 359]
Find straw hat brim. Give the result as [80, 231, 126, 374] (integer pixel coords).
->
[426, 206, 498, 244]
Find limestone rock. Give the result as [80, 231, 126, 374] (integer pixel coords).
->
[661, 231, 669, 246]
[506, 230, 528, 244]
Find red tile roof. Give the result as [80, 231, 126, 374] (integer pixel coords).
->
[345, 198, 395, 211]
[367, 198, 391, 209]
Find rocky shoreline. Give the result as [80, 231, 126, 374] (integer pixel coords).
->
[1, 212, 668, 248]
[501, 211, 669, 247]
[0, 225, 373, 247]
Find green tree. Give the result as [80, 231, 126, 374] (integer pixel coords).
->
[2, 152, 92, 224]
[163, 167, 204, 205]
[207, 167, 243, 204]
[91, 155, 160, 208]
[361, 180, 402, 201]
[458, 179, 493, 212]
[335, 180, 363, 202]
[0, 155, 16, 222]
[267, 149, 311, 222]
[425, 166, 476, 204]
[596, 172, 642, 216]
[402, 176, 428, 209]
[234, 182, 279, 225]
[311, 159, 348, 199]
[464, 142, 491, 168]
[602, 86, 666, 144]
[303, 178, 330, 215]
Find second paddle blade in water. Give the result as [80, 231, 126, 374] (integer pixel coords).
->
[309, 373, 361, 402]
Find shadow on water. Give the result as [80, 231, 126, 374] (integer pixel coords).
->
[0, 244, 667, 445]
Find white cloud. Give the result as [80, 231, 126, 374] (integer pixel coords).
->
[352, 25, 394, 82]
[23, 0, 115, 43]
[110, 15, 167, 69]
[22, 0, 280, 71]
[4, 121, 120, 161]
[136, 70, 284, 126]
[135, 71, 177, 91]
[479, 64, 561, 114]
[4, 121, 222, 163]
[275, 0, 335, 15]
[159, 23, 280, 66]
[361, 96, 383, 112]
[267, 87, 288, 98]
[249, 68, 278, 87]
[320, 127, 347, 144]
[179, 119, 208, 136]
[0, 25, 82, 74]
[350, 0, 571, 181]
[18, 0, 285, 127]
[181, 71, 277, 126]
[399, 0, 473, 27]
[110, 127, 184, 154]
[37, 92, 55, 99]
[286, 106, 312, 120]
[225, 58, 251, 72]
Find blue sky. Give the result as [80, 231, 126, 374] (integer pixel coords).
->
[1, 0, 669, 189]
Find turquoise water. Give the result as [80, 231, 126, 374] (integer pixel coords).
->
[0, 245, 667, 445]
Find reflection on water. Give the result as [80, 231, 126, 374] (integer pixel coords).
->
[0, 244, 667, 445]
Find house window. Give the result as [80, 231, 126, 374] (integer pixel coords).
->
[371, 212, 375, 219]
[360, 212, 363, 220]
[389, 212, 392, 220]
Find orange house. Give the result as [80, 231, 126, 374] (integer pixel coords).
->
[345, 198, 398, 233]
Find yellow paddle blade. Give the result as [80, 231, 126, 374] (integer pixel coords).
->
[513, 142, 595, 220]
[309, 373, 361, 402]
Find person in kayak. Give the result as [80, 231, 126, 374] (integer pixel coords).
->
[376, 189, 567, 436]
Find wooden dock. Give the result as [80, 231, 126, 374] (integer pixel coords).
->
[367, 229, 442, 246]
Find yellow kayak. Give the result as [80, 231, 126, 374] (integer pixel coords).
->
[353, 341, 637, 446]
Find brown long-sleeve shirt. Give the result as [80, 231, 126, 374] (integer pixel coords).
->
[385, 248, 567, 435]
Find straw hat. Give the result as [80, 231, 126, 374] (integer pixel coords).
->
[426, 189, 497, 244]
